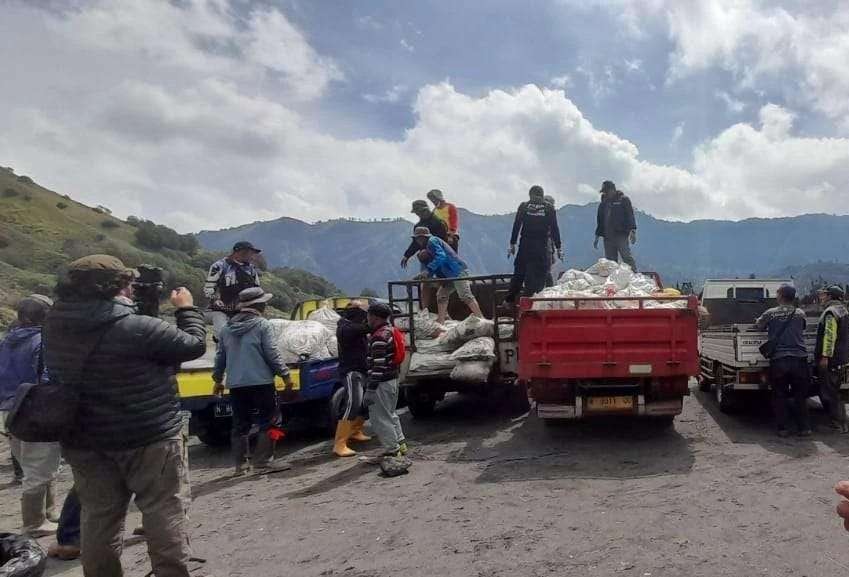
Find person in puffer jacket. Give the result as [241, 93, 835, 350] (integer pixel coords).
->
[213, 287, 293, 474]
[44, 255, 206, 577]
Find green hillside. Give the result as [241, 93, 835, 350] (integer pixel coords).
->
[0, 166, 340, 329]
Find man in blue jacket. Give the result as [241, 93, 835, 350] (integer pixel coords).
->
[413, 227, 483, 325]
[213, 287, 294, 475]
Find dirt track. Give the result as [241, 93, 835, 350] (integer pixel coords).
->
[3, 386, 849, 577]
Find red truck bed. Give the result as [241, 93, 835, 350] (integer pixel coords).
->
[517, 296, 700, 420]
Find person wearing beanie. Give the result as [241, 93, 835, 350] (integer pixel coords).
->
[505, 185, 562, 304]
[754, 285, 810, 437]
[594, 180, 637, 271]
[816, 285, 849, 432]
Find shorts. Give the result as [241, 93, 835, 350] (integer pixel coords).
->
[436, 270, 474, 303]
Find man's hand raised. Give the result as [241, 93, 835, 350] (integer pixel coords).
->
[170, 288, 194, 309]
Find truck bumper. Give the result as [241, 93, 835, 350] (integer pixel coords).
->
[537, 395, 683, 419]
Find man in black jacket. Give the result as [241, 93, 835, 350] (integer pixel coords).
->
[45, 255, 206, 577]
[400, 200, 448, 269]
[594, 180, 637, 271]
[332, 300, 372, 457]
[505, 185, 562, 304]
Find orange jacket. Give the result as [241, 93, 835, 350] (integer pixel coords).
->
[433, 202, 459, 235]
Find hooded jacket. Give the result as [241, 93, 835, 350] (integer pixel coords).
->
[595, 192, 637, 238]
[0, 326, 45, 411]
[213, 311, 289, 388]
[403, 213, 448, 260]
[337, 307, 370, 376]
[44, 299, 206, 450]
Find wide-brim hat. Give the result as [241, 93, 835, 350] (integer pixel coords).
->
[411, 226, 432, 238]
[411, 200, 429, 213]
[68, 254, 139, 278]
[238, 287, 273, 309]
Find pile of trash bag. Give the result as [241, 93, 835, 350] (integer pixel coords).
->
[268, 319, 337, 364]
[0, 533, 46, 577]
[407, 315, 500, 379]
[531, 259, 686, 310]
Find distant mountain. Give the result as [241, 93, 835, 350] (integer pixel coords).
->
[198, 205, 849, 295]
[0, 168, 339, 329]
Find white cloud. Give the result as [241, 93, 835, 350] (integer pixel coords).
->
[715, 90, 746, 114]
[2, 0, 849, 236]
[670, 122, 684, 146]
[363, 85, 408, 104]
[550, 75, 572, 89]
[400, 38, 415, 53]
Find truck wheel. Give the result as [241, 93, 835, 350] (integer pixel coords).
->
[407, 396, 436, 418]
[715, 384, 737, 414]
[195, 415, 231, 447]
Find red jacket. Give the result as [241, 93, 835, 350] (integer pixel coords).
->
[433, 202, 459, 235]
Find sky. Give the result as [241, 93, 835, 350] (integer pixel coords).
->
[2, 0, 849, 232]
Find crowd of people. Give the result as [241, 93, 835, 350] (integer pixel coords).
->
[5, 182, 849, 577]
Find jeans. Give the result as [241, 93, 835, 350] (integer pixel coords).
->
[364, 379, 403, 454]
[57, 487, 81, 547]
[229, 383, 279, 437]
[770, 356, 810, 431]
[64, 436, 192, 577]
[206, 310, 229, 342]
[603, 234, 637, 271]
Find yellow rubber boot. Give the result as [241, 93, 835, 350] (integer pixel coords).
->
[349, 417, 372, 442]
[333, 421, 356, 457]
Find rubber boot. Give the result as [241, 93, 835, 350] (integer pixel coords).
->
[48, 543, 81, 560]
[21, 488, 58, 537]
[252, 430, 275, 469]
[45, 481, 59, 523]
[349, 417, 372, 442]
[333, 421, 356, 457]
[231, 434, 250, 476]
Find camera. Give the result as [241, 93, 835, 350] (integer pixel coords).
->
[133, 265, 164, 318]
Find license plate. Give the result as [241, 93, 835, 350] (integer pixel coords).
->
[586, 396, 634, 412]
[214, 400, 233, 418]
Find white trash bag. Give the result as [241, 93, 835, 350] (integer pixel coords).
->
[437, 315, 494, 348]
[450, 337, 496, 361]
[450, 360, 494, 383]
[307, 305, 341, 333]
[408, 352, 457, 374]
[586, 258, 620, 277]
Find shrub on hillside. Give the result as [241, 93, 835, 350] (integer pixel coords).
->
[134, 220, 199, 255]
[95, 234, 106, 242]
[2, 188, 18, 198]
[16, 175, 33, 185]
[100, 219, 120, 229]
[56, 202, 68, 210]
[126, 215, 141, 227]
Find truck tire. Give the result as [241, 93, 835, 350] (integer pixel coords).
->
[195, 415, 231, 447]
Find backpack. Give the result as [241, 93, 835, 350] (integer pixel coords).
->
[391, 326, 407, 366]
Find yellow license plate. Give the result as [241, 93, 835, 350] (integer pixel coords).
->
[586, 396, 634, 412]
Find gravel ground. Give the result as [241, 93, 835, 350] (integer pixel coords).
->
[2, 385, 849, 577]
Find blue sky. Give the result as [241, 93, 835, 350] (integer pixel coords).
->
[2, 0, 849, 232]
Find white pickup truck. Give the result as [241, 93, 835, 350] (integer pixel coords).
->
[698, 279, 849, 412]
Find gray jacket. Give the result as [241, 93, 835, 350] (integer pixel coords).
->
[213, 312, 289, 388]
[754, 304, 807, 359]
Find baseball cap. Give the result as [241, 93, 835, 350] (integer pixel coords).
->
[233, 241, 261, 253]
[411, 200, 429, 213]
[600, 180, 617, 193]
[427, 189, 444, 202]
[68, 255, 138, 277]
[368, 302, 392, 319]
[529, 185, 544, 198]
[824, 285, 846, 300]
[411, 226, 432, 238]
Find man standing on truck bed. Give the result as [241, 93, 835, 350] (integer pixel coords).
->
[594, 180, 637, 271]
[204, 241, 262, 340]
[333, 300, 372, 458]
[213, 287, 294, 475]
[754, 285, 811, 437]
[401, 200, 448, 269]
[816, 286, 849, 433]
[427, 189, 460, 252]
[505, 185, 562, 304]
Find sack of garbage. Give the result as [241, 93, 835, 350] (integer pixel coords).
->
[327, 336, 339, 357]
[414, 310, 445, 339]
[307, 305, 341, 333]
[450, 360, 494, 383]
[586, 258, 620, 277]
[496, 318, 515, 340]
[408, 352, 457, 375]
[0, 532, 47, 577]
[437, 315, 494, 348]
[450, 337, 496, 361]
[273, 320, 335, 363]
[415, 338, 456, 354]
[609, 264, 635, 290]
[379, 455, 412, 477]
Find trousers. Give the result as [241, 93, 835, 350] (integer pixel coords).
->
[770, 356, 810, 431]
[819, 366, 846, 425]
[603, 234, 637, 271]
[341, 371, 366, 421]
[507, 241, 548, 301]
[364, 379, 404, 454]
[64, 436, 192, 577]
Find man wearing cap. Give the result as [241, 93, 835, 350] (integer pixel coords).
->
[0, 294, 63, 537]
[400, 200, 448, 269]
[364, 303, 407, 458]
[594, 180, 637, 271]
[754, 285, 811, 437]
[332, 300, 372, 458]
[213, 287, 294, 474]
[816, 286, 849, 432]
[45, 255, 207, 577]
[505, 185, 562, 304]
[204, 241, 262, 340]
[427, 189, 460, 252]
[412, 227, 483, 326]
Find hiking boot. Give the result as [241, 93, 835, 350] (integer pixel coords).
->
[48, 544, 81, 561]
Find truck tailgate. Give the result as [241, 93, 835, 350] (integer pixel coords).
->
[518, 297, 700, 381]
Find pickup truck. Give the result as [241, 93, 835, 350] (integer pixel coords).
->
[519, 291, 700, 425]
[178, 297, 378, 446]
